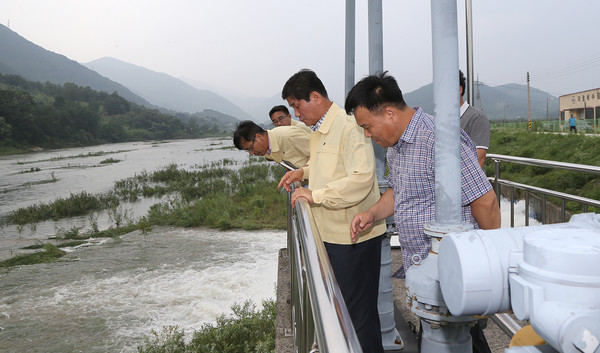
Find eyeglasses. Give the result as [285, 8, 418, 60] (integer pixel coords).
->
[271, 115, 287, 124]
[244, 136, 256, 153]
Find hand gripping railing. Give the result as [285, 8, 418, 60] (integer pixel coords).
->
[286, 182, 363, 353]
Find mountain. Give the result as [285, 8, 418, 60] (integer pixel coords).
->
[84, 57, 252, 121]
[0, 24, 150, 107]
[404, 82, 560, 121]
[181, 77, 286, 123]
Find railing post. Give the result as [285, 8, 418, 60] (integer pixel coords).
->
[510, 187, 515, 228]
[542, 194, 547, 224]
[494, 159, 501, 207]
[525, 191, 530, 226]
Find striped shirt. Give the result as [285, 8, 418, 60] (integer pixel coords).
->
[387, 108, 492, 278]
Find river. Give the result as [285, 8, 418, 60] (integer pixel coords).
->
[0, 138, 286, 352]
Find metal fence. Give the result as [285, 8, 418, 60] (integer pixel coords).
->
[286, 182, 363, 353]
[489, 153, 600, 226]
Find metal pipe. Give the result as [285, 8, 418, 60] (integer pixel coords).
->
[494, 159, 501, 207]
[368, 0, 383, 75]
[525, 191, 530, 226]
[368, 0, 387, 185]
[510, 187, 515, 228]
[431, 0, 461, 225]
[345, 0, 355, 97]
[542, 194, 547, 224]
[464, 0, 475, 105]
[488, 154, 600, 175]
[490, 178, 600, 209]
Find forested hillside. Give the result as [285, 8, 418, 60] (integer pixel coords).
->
[0, 74, 228, 152]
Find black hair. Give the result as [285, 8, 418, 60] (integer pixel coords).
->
[281, 69, 328, 101]
[459, 70, 466, 97]
[268, 105, 289, 118]
[233, 120, 265, 150]
[344, 71, 406, 115]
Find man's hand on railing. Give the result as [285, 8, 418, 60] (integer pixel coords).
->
[290, 188, 313, 208]
[278, 168, 304, 191]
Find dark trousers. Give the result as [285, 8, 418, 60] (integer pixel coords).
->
[325, 236, 384, 353]
[570, 125, 577, 132]
[471, 319, 492, 353]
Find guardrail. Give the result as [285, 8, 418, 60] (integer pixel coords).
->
[488, 153, 600, 226]
[286, 182, 363, 353]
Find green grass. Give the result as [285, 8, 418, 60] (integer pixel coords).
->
[0, 243, 66, 268]
[99, 158, 121, 164]
[137, 299, 276, 353]
[7, 191, 120, 225]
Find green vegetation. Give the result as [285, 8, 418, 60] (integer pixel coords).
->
[0, 243, 66, 268]
[8, 191, 120, 224]
[0, 74, 231, 153]
[99, 158, 121, 164]
[137, 299, 276, 353]
[4, 160, 287, 266]
[486, 128, 600, 212]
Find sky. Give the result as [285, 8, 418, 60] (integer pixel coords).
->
[2, 0, 600, 104]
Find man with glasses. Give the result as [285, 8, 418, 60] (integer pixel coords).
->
[269, 105, 311, 132]
[233, 120, 310, 169]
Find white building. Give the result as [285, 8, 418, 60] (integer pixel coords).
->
[559, 88, 600, 129]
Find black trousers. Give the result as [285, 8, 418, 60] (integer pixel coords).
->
[325, 235, 384, 353]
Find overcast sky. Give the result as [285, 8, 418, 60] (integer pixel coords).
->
[2, 0, 599, 103]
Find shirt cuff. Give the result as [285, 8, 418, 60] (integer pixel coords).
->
[301, 166, 309, 180]
[312, 188, 324, 204]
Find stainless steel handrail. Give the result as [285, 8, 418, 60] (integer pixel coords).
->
[489, 153, 600, 225]
[488, 153, 600, 175]
[287, 182, 363, 353]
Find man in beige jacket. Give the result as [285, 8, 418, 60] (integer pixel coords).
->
[278, 69, 386, 353]
[233, 120, 310, 169]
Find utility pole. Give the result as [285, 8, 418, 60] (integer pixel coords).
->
[527, 72, 532, 130]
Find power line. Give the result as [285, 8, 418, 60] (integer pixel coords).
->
[531, 53, 600, 81]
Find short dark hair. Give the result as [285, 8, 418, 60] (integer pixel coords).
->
[459, 70, 466, 97]
[233, 120, 265, 150]
[344, 71, 407, 115]
[268, 105, 289, 118]
[281, 69, 328, 101]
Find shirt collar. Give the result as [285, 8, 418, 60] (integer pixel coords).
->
[460, 101, 469, 117]
[310, 103, 334, 132]
[392, 107, 425, 152]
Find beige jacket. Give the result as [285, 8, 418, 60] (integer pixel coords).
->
[290, 118, 312, 133]
[301, 103, 385, 244]
[265, 125, 310, 168]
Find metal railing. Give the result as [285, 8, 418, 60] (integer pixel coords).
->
[286, 182, 363, 353]
[489, 153, 600, 226]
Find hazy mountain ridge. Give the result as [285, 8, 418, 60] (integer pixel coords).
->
[404, 82, 559, 121]
[84, 57, 253, 121]
[1, 23, 561, 125]
[0, 24, 150, 107]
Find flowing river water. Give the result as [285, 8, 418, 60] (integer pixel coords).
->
[0, 138, 286, 352]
